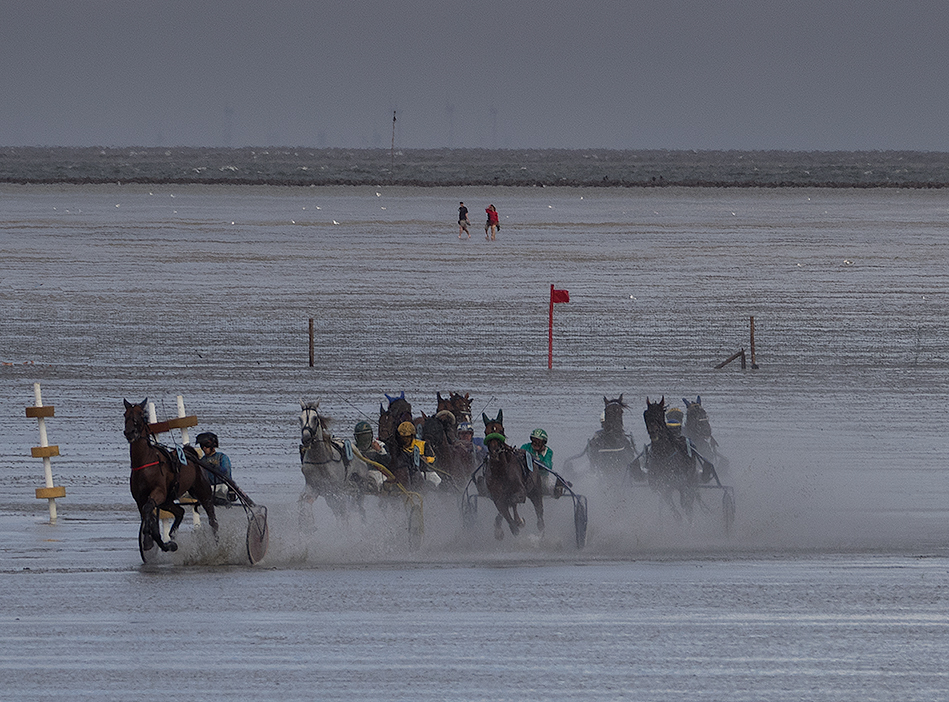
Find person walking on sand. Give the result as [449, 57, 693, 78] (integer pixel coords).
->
[458, 202, 470, 239]
[485, 204, 499, 240]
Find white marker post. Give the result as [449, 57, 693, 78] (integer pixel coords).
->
[176, 395, 192, 446]
[26, 383, 65, 522]
[148, 396, 202, 536]
[175, 395, 200, 527]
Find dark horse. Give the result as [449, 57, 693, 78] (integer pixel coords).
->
[683, 396, 728, 470]
[482, 410, 544, 539]
[420, 392, 475, 486]
[124, 398, 219, 554]
[641, 396, 711, 520]
[570, 395, 639, 478]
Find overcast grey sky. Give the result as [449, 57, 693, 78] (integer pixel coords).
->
[2, 1, 948, 150]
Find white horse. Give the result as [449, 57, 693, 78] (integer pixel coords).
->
[298, 400, 385, 524]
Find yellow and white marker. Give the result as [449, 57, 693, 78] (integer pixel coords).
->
[26, 383, 65, 522]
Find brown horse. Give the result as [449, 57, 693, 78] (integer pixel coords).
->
[482, 409, 544, 540]
[420, 392, 475, 487]
[378, 392, 414, 444]
[436, 391, 472, 424]
[124, 398, 218, 555]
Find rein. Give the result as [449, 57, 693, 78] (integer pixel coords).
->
[131, 460, 159, 472]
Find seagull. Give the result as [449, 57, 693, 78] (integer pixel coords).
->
[843, 259, 854, 266]
[332, 220, 339, 225]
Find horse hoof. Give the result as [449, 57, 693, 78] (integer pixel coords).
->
[167, 541, 179, 552]
[516, 517, 526, 528]
[494, 527, 504, 541]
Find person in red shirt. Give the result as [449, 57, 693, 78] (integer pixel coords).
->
[485, 204, 500, 240]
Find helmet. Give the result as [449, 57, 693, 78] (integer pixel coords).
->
[196, 432, 218, 448]
[354, 421, 373, 437]
[665, 408, 684, 427]
[397, 421, 417, 437]
[458, 421, 474, 434]
[529, 428, 548, 443]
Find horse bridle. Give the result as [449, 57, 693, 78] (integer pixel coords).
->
[300, 405, 342, 466]
[125, 408, 161, 471]
[124, 408, 149, 443]
[300, 405, 323, 446]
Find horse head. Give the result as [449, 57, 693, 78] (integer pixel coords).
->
[299, 400, 327, 447]
[442, 392, 472, 424]
[603, 394, 627, 433]
[643, 396, 668, 443]
[482, 410, 506, 456]
[683, 396, 712, 440]
[123, 398, 149, 442]
[378, 392, 413, 442]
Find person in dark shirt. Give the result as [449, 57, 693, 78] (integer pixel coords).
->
[458, 202, 470, 238]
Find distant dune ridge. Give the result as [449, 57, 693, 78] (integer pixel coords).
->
[2, 147, 949, 188]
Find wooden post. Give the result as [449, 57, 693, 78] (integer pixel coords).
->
[715, 348, 746, 369]
[308, 318, 314, 367]
[749, 316, 759, 369]
[391, 111, 396, 171]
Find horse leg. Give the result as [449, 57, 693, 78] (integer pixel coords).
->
[164, 502, 185, 541]
[494, 502, 520, 538]
[511, 504, 526, 530]
[298, 490, 317, 529]
[186, 473, 219, 538]
[141, 497, 174, 552]
[661, 489, 683, 523]
[679, 486, 696, 522]
[494, 513, 506, 540]
[139, 499, 157, 551]
[325, 494, 349, 524]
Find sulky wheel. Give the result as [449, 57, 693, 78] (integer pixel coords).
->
[573, 495, 588, 550]
[461, 493, 478, 530]
[246, 506, 269, 565]
[723, 489, 736, 535]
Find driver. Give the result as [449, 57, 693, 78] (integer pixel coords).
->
[521, 428, 553, 470]
[354, 420, 389, 467]
[196, 432, 235, 503]
[521, 428, 557, 494]
[393, 420, 439, 486]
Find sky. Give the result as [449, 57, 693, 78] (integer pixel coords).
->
[2, 1, 948, 150]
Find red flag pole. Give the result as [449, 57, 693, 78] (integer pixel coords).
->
[548, 284, 554, 369]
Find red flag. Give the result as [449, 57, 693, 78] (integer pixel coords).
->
[551, 289, 570, 303]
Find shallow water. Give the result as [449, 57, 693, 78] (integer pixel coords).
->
[1, 184, 949, 699]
